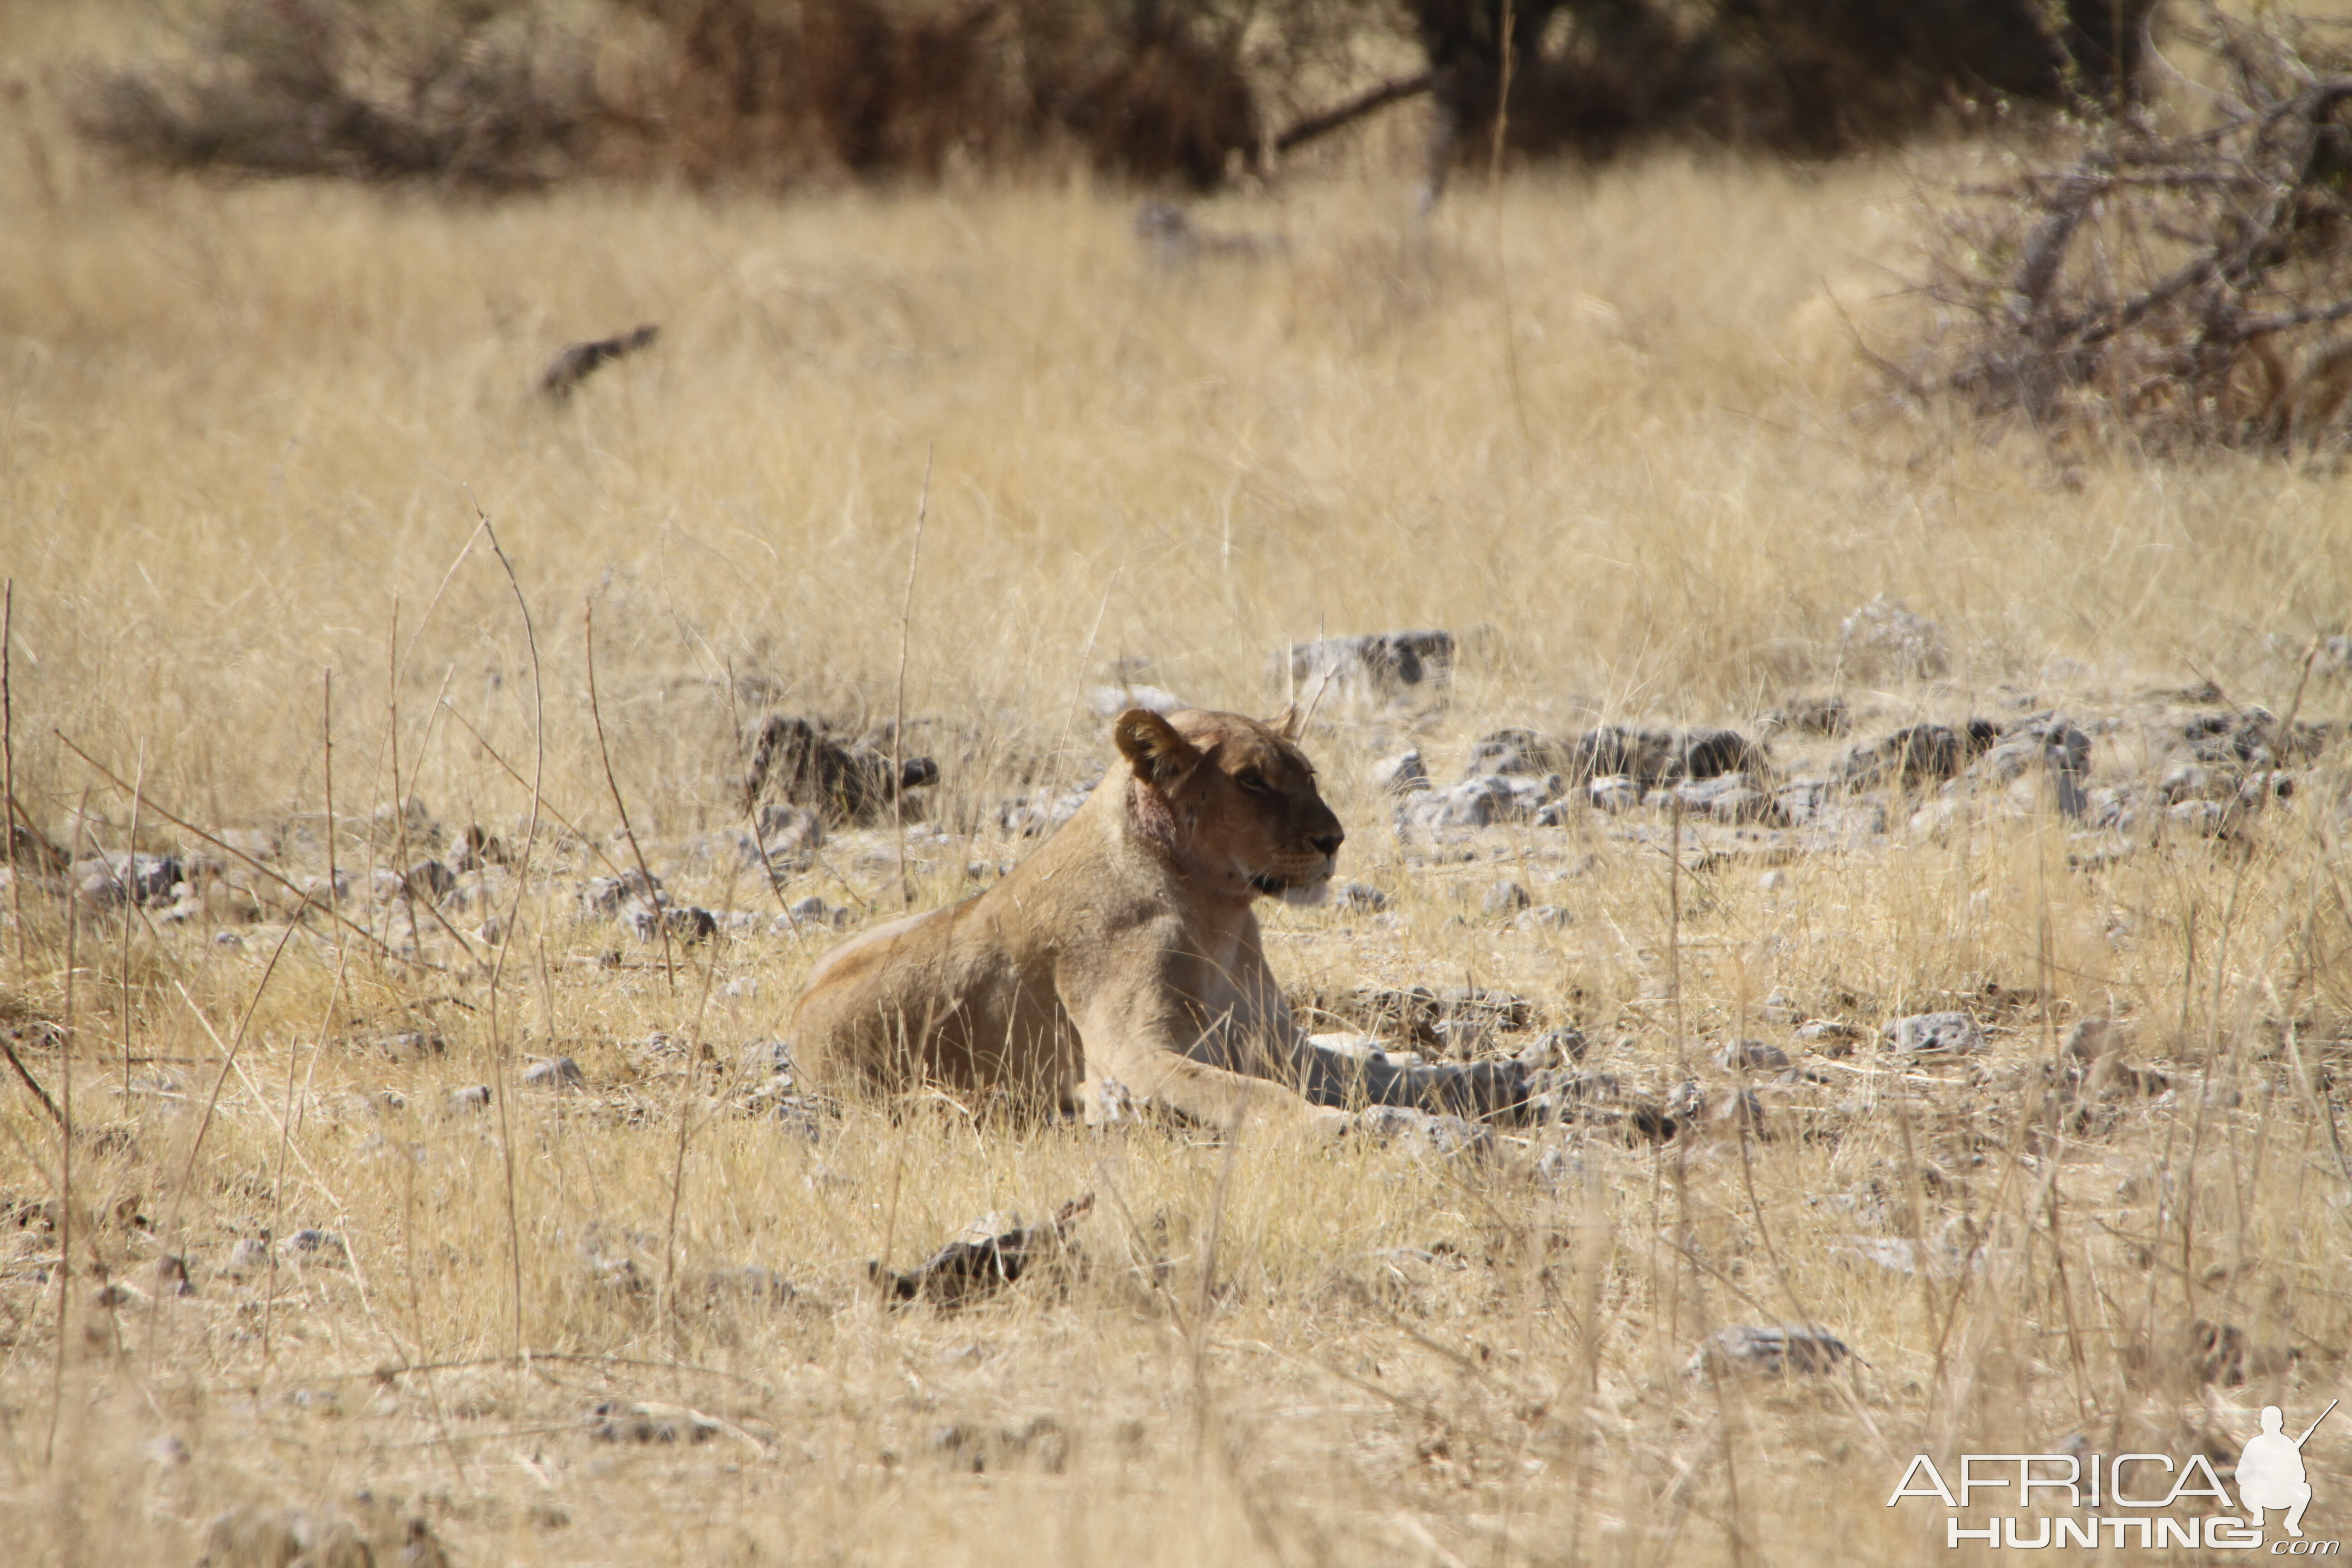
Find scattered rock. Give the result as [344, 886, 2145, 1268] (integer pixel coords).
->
[280, 1228, 345, 1259]
[375, 1031, 444, 1063]
[2156, 761, 2224, 804]
[701, 1264, 800, 1309]
[522, 1056, 585, 1092]
[2042, 720, 2093, 817]
[740, 1039, 794, 1078]
[998, 780, 1095, 838]
[1833, 1232, 1977, 1281]
[93, 1279, 149, 1308]
[1794, 1019, 1864, 1056]
[872, 1195, 1093, 1308]
[1349, 1105, 1491, 1157]
[2187, 1317, 2299, 1386]
[586, 1400, 723, 1444]
[1510, 903, 1573, 931]
[1305, 985, 1534, 1049]
[370, 795, 441, 849]
[739, 1059, 828, 1138]
[1584, 774, 1641, 813]
[2179, 706, 2336, 768]
[1332, 881, 1389, 913]
[577, 868, 662, 919]
[445, 823, 509, 872]
[754, 800, 825, 862]
[1567, 726, 1760, 786]
[144, 1433, 191, 1468]
[196, 1506, 371, 1568]
[1276, 630, 1454, 701]
[446, 1083, 493, 1114]
[1838, 595, 1948, 679]
[1481, 879, 1531, 916]
[1306, 1031, 1410, 1064]
[402, 859, 456, 901]
[1466, 728, 1565, 776]
[298, 870, 354, 906]
[1646, 772, 1784, 825]
[779, 895, 853, 931]
[627, 904, 717, 943]
[1712, 1040, 1790, 1073]
[1762, 693, 1851, 737]
[1883, 1011, 1984, 1057]
[2057, 1017, 2167, 1108]
[928, 1414, 1071, 1474]
[2166, 798, 2243, 839]
[1088, 683, 1186, 718]
[2063, 1016, 2117, 1064]
[73, 852, 181, 909]
[1518, 1027, 1588, 1068]
[1534, 1146, 1584, 1190]
[1686, 1323, 1853, 1378]
[1845, 721, 1999, 788]
[1396, 774, 1549, 831]
[740, 712, 937, 827]
[1705, 1087, 1770, 1137]
[1370, 750, 1430, 794]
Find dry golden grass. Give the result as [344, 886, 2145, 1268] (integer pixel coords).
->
[5, 7, 2352, 1565]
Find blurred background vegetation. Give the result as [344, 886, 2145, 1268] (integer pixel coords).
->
[66, 0, 2166, 193]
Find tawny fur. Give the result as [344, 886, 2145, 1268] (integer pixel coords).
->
[789, 707, 1352, 1132]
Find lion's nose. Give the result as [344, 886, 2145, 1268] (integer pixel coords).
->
[1311, 831, 1343, 857]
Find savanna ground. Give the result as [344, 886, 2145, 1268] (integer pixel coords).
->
[5, 4, 2352, 1564]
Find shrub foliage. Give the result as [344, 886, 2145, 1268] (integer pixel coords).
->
[76, 0, 2167, 191]
[1919, 7, 2352, 452]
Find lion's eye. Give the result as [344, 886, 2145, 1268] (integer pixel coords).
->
[1237, 770, 1274, 794]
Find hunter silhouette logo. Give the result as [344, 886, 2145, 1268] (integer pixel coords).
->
[2242, 1401, 2334, 1540]
[1886, 1400, 2339, 1550]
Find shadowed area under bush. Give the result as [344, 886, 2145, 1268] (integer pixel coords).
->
[74, 0, 2168, 192]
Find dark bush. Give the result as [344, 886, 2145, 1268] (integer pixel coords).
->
[1915, 7, 2352, 453]
[78, 0, 1264, 191]
[1406, 0, 2161, 190]
[73, 0, 2174, 194]
[76, 0, 607, 190]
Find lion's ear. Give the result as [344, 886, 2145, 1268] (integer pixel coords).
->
[1114, 708, 1201, 787]
[1269, 704, 1303, 740]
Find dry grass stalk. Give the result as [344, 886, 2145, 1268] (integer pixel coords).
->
[587, 599, 676, 993]
[485, 517, 548, 1359]
[891, 450, 931, 913]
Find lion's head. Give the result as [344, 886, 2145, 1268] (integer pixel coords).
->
[1112, 706, 1344, 906]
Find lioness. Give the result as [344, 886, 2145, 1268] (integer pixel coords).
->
[790, 706, 1530, 1132]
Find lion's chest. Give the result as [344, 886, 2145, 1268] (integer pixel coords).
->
[1173, 919, 1287, 1069]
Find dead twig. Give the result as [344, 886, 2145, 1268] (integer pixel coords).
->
[1919, 14, 2352, 452]
[890, 448, 931, 912]
[482, 513, 546, 1362]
